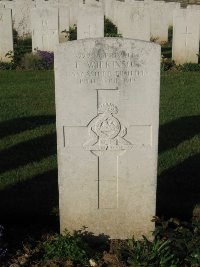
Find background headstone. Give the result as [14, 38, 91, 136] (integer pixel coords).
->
[55, 38, 160, 239]
[68, 0, 79, 27]
[172, 8, 200, 64]
[58, 4, 70, 43]
[146, 1, 169, 43]
[77, 2, 104, 39]
[187, 5, 200, 41]
[0, 8, 13, 62]
[31, 7, 59, 51]
[104, 0, 115, 22]
[114, 1, 150, 41]
[12, 0, 35, 37]
[166, 2, 181, 27]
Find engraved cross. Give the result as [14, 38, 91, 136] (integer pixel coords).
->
[63, 89, 151, 210]
[181, 26, 192, 47]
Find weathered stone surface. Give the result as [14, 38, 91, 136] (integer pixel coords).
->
[145, 1, 169, 43]
[104, 0, 115, 22]
[77, 2, 104, 39]
[114, 1, 150, 41]
[35, 0, 59, 7]
[172, 8, 200, 64]
[69, 0, 79, 27]
[31, 7, 59, 51]
[55, 38, 160, 239]
[0, 0, 34, 37]
[59, 4, 70, 43]
[0, 8, 13, 62]
[165, 1, 181, 27]
[187, 5, 200, 40]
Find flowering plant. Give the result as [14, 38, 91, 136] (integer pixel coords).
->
[37, 50, 54, 70]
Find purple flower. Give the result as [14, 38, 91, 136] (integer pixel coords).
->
[37, 50, 54, 70]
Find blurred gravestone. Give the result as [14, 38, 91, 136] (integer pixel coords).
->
[31, 7, 59, 51]
[0, 8, 13, 62]
[77, 0, 104, 39]
[172, 8, 200, 64]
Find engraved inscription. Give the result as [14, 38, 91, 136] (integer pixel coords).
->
[84, 103, 133, 151]
[66, 49, 149, 85]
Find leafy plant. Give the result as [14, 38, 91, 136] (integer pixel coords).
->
[168, 26, 173, 44]
[179, 63, 200, 72]
[21, 52, 42, 70]
[20, 51, 54, 70]
[161, 56, 176, 72]
[67, 25, 77, 41]
[5, 29, 32, 69]
[104, 17, 122, 37]
[0, 61, 14, 70]
[43, 229, 99, 265]
[150, 36, 159, 43]
[123, 235, 178, 267]
[122, 217, 200, 267]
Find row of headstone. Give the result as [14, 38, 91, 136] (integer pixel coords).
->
[0, 0, 198, 40]
[0, 0, 200, 64]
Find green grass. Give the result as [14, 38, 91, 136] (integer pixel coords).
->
[0, 71, 199, 226]
[0, 71, 58, 224]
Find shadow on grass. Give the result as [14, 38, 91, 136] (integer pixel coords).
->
[157, 116, 200, 219]
[0, 133, 57, 175]
[0, 115, 55, 139]
[0, 169, 59, 227]
[157, 153, 200, 220]
[159, 115, 200, 153]
[0, 115, 58, 228]
[1, 115, 200, 226]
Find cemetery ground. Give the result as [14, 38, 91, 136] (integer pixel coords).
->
[0, 70, 200, 266]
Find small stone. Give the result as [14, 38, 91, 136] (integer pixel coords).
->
[89, 259, 97, 267]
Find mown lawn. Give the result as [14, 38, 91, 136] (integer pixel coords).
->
[0, 70, 199, 226]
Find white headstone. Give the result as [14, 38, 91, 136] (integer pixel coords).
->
[55, 38, 160, 239]
[0, 8, 13, 62]
[166, 2, 181, 27]
[104, 0, 115, 22]
[31, 7, 59, 51]
[172, 8, 200, 64]
[69, 0, 79, 27]
[114, 1, 150, 41]
[59, 4, 70, 43]
[13, 0, 35, 37]
[145, 1, 169, 43]
[35, 0, 59, 7]
[77, 2, 104, 39]
[187, 5, 200, 41]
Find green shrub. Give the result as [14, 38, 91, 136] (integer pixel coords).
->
[43, 230, 99, 265]
[122, 217, 200, 267]
[104, 17, 122, 37]
[123, 236, 178, 267]
[0, 61, 14, 70]
[21, 53, 42, 70]
[6, 29, 33, 69]
[161, 56, 176, 72]
[168, 26, 173, 44]
[180, 63, 200, 72]
[67, 25, 77, 41]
